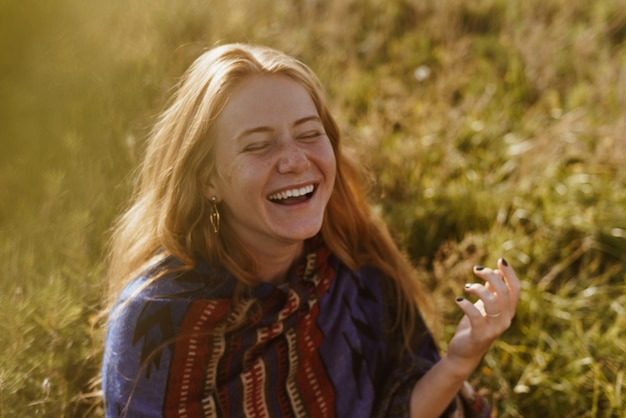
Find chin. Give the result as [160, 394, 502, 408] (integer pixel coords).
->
[281, 224, 323, 242]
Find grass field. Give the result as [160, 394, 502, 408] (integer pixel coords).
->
[1, 0, 625, 416]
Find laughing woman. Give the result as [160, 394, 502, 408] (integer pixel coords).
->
[102, 44, 520, 418]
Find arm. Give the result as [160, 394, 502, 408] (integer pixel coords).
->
[410, 258, 521, 418]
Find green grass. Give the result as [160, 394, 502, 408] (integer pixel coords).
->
[1, 0, 625, 416]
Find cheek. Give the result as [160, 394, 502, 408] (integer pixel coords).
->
[320, 145, 337, 180]
[219, 160, 269, 198]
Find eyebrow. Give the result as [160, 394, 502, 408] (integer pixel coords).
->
[235, 115, 322, 141]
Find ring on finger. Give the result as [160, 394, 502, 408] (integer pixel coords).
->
[486, 312, 502, 318]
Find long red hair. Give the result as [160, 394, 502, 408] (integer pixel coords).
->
[106, 43, 436, 349]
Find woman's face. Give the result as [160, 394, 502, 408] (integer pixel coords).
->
[207, 74, 336, 257]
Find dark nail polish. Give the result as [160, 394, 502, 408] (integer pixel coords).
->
[475, 265, 485, 271]
[456, 296, 464, 302]
[501, 258, 509, 267]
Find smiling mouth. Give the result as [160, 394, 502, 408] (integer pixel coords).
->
[267, 184, 316, 205]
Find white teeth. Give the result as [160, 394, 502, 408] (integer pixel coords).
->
[268, 184, 315, 201]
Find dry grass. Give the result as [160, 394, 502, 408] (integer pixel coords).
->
[1, 0, 625, 416]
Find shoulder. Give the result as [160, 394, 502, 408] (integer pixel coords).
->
[105, 259, 237, 348]
[102, 259, 236, 404]
[115, 258, 236, 306]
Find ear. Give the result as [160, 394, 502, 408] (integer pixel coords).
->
[202, 180, 220, 201]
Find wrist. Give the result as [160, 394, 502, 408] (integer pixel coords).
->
[439, 353, 482, 381]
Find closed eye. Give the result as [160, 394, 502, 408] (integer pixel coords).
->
[242, 141, 272, 153]
[297, 130, 325, 140]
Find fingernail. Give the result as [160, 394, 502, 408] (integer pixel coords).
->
[474, 265, 485, 271]
[464, 283, 472, 289]
[456, 296, 464, 302]
[501, 258, 509, 267]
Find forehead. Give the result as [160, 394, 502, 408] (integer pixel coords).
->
[216, 74, 319, 133]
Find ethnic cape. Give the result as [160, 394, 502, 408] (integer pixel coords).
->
[102, 240, 490, 417]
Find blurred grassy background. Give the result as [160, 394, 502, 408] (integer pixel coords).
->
[1, 0, 625, 416]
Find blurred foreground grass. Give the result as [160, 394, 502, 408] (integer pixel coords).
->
[1, 0, 625, 416]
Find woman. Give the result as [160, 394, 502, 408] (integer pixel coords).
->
[102, 43, 520, 417]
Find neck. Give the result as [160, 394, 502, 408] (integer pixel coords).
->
[249, 240, 305, 285]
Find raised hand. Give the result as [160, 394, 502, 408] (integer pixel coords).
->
[446, 258, 521, 374]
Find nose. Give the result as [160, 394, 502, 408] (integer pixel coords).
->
[276, 141, 310, 174]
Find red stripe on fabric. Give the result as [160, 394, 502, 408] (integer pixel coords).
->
[294, 263, 336, 418]
[215, 333, 242, 415]
[164, 299, 231, 417]
[296, 306, 335, 417]
[273, 336, 293, 416]
[242, 359, 269, 416]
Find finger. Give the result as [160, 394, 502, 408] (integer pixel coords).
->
[474, 265, 509, 301]
[464, 283, 501, 318]
[498, 258, 521, 309]
[455, 296, 487, 328]
[466, 260, 522, 319]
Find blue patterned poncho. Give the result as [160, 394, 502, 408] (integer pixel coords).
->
[102, 239, 490, 417]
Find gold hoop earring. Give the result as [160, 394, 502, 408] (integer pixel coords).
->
[209, 196, 220, 234]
